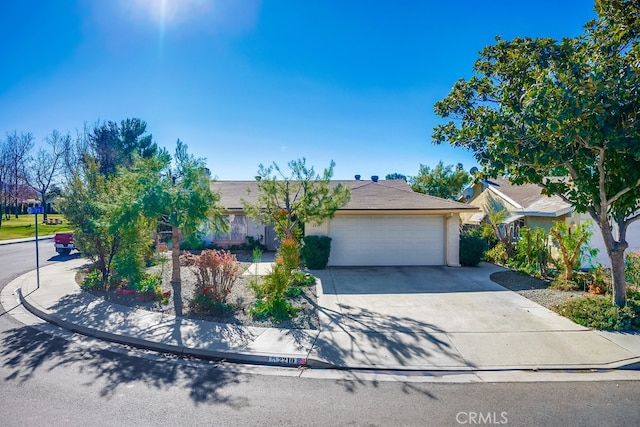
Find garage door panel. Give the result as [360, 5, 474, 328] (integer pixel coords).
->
[328, 216, 445, 266]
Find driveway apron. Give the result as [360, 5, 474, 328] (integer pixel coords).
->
[310, 263, 637, 369]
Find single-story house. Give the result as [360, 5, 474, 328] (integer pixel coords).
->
[209, 178, 478, 267]
[460, 177, 575, 239]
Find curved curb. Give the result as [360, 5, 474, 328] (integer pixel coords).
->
[16, 287, 640, 372]
[16, 287, 334, 369]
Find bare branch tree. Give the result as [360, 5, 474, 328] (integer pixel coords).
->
[27, 130, 69, 220]
[5, 131, 34, 218]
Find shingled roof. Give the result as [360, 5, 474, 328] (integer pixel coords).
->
[485, 177, 572, 216]
[211, 179, 477, 212]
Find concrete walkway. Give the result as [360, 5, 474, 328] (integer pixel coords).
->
[2, 258, 640, 372]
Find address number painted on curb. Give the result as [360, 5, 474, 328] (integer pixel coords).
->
[268, 356, 307, 365]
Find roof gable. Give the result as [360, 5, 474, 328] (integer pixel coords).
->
[483, 177, 571, 215]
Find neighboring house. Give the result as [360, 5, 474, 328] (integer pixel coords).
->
[460, 177, 574, 239]
[209, 178, 478, 267]
[459, 177, 640, 268]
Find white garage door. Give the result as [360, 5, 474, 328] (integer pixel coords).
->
[327, 215, 446, 266]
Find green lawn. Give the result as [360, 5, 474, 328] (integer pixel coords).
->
[0, 214, 72, 240]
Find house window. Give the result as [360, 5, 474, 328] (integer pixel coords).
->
[215, 214, 248, 241]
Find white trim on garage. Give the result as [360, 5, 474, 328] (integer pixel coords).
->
[326, 215, 446, 266]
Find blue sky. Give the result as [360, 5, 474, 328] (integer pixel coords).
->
[0, 1, 596, 180]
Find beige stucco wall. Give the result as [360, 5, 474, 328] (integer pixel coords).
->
[446, 214, 461, 267]
[304, 221, 329, 236]
[461, 189, 519, 224]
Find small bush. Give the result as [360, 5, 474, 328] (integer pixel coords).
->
[134, 273, 161, 293]
[285, 286, 303, 298]
[459, 231, 487, 266]
[186, 250, 241, 313]
[485, 242, 509, 265]
[301, 235, 332, 269]
[291, 271, 315, 287]
[549, 275, 582, 291]
[180, 232, 206, 251]
[626, 251, 640, 286]
[251, 263, 297, 322]
[81, 269, 103, 291]
[278, 237, 300, 272]
[554, 295, 640, 331]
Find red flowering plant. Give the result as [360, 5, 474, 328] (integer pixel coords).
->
[185, 250, 241, 315]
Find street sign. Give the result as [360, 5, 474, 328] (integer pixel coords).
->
[28, 206, 44, 214]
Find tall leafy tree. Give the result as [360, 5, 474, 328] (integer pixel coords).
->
[60, 160, 123, 283]
[433, 1, 640, 306]
[242, 158, 351, 242]
[409, 161, 470, 200]
[87, 118, 157, 176]
[139, 140, 225, 316]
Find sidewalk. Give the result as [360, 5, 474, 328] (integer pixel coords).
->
[0, 235, 54, 245]
[4, 259, 640, 372]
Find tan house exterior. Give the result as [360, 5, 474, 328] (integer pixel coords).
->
[210, 179, 478, 267]
[460, 178, 575, 237]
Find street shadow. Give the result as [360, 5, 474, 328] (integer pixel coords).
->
[0, 325, 248, 406]
[47, 252, 82, 262]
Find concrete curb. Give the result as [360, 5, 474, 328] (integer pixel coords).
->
[16, 287, 333, 369]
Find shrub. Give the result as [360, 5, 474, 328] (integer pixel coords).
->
[180, 232, 206, 251]
[627, 285, 640, 301]
[587, 265, 611, 295]
[553, 295, 639, 331]
[510, 227, 549, 277]
[553, 267, 612, 293]
[134, 273, 162, 294]
[291, 271, 315, 287]
[251, 263, 297, 322]
[485, 242, 509, 265]
[549, 275, 582, 291]
[278, 237, 300, 273]
[459, 231, 487, 266]
[81, 269, 103, 291]
[300, 235, 332, 269]
[626, 251, 640, 286]
[186, 250, 241, 313]
[549, 221, 593, 281]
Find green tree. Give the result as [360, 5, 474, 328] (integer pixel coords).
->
[139, 140, 225, 315]
[242, 158, 351, 242]
[385, 172, 407, 181]
[433, 3, 640, 306]
[409, 161, 470, 199]
[87, 118, 157, 176]
[60, 160, 122, 284]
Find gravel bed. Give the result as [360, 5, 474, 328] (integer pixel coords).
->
[85, 251, 319, 330]
[490, 270, 587, 309]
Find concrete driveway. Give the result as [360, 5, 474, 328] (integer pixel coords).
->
[309, 263, 639, 369]
[314, 263, 583, 333]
